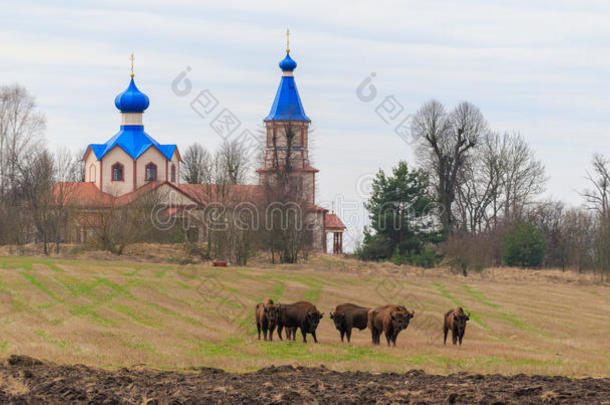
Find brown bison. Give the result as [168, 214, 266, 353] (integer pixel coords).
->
[367, 304, 414, 346]
[255, 298, 280, 341]
[443, 307, 470, 345]
[277, 301, 324, 343]
[330, 303, 370, 343]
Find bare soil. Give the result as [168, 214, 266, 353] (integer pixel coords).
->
[1, 355, 608, 404]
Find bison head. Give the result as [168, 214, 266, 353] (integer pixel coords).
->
[453, 310, 469, 334]
[264, 304, 280, 325]
[391, 309, 414, 331]
[305, 310, 323, 332]
[330, 311, 345, 330]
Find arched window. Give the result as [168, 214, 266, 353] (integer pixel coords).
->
[171, 164, 176, 182]
[111, 163, 124, 181]
[89, 165, 96, 182]
[145, 163, 157, 181]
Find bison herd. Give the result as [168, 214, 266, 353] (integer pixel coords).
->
[256, 299, 470, 346]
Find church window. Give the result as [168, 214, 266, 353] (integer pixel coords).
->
[145, 163, 157, 181]
[112, 163, 124, 181]
[171, 164, 176, 182]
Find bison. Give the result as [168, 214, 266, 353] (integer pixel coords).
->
[330, 303, 370, 343]
[443, 307, 470, 345]
[367, 304, 414, 346]
[255, 298, 280, 341]
[277, 301, 324, 343]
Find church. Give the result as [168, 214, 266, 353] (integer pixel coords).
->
[60, 40, 346, 254]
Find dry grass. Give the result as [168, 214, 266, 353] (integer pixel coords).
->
[0, 253, 608, 377]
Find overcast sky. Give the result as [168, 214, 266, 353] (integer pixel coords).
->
[2, 1, 610, 249]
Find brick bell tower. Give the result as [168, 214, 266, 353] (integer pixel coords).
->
[257, 30, 318, 204]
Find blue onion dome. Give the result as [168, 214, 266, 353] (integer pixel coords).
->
[114, 77, 150, 113]
[279, 53, 297, 72]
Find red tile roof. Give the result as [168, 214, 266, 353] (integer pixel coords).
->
[325, 213, 346, 230]
[53, 182, 327, 214]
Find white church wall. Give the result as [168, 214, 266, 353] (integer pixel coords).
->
[101, 146, 134, 196]
[136, 146, 167, 188]
[84, 150, 101, 189]
[170, 150, 180, 185]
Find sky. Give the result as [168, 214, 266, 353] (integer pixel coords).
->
[2, 0, 610, 250]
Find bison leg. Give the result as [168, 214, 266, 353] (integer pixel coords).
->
[301, 327, 307, 343]
[268, 325, 275, 341]
[312, 330, 318, 343]
[443, 326, 448, 345]
[346, 328, 352, 343]
[277, 325, 283, 341]
[385, 333, 392, 346]
[452, 328, 458, 345]
[257, 323, 261, 340]
[340, 329, 345, 342]
[459, 333, 463, 345]
[373, 329, 381, 345]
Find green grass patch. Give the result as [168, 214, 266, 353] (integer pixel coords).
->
[124, 341, 156, 353]
[33, 329, 81, 352]
[146, 302, 205, 327]
[21, 272, 59, 301]
[110, 304, 159, 328]
[69, 304, 114, 326]
[272, 281, 285, 300]
[461, 284, 542, 336]
[462, 284, 501, 309]
[432, 282, 488, 329]
[279, 274, 323, 303]
[194, 337, 250, 358]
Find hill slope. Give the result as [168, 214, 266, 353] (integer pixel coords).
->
[0, 255, 608, 376]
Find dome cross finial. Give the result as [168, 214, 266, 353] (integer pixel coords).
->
[286, 28, 290, 53]
[130, 53, 134, 78]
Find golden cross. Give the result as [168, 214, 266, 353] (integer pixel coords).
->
[130, 53, 134, 77]
[286, 28, 290, 53]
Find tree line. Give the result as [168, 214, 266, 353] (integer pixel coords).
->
[358, 99, 610, 281]
[0, 84, 84, 254]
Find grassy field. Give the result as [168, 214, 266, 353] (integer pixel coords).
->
[0, 254, 608, 377]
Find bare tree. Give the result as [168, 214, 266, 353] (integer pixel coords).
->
[84, 189, 163, 255]
[181, 143, 212, 184]
[500, 132, 546, 221]
[582, 153, 610, 218]
[527, 200, 569, 269]
[412, 100, 487, 234]
[455, 132, 504, 232]
[0, 84, 46, 198]
[581, 154, 610, 281]
[14, 147, 55, 254]
[561, 208, 596, 272]
[50, 147, 82, 252]
[218, 138, 251, 185]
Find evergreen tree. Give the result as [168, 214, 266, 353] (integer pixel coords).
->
[502, 222, 546, 267]
[359, 161, 442, 265]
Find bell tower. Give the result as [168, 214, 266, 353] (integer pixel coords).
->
[257, 30, 318, 204]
